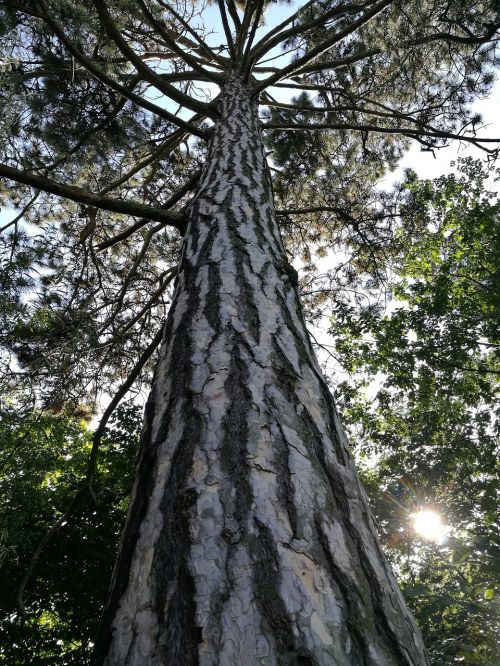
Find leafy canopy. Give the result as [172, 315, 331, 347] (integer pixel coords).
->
[1, 0, 499, 416]
[331, 158, 499, 664]
[0, 404, 140, 665]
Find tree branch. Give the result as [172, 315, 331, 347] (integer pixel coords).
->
[0, 164, 187, 231]
[92, 0, 218, 117]
[158, 71, 215, 83]
[254, 0, 393, 93]
[276, 206, 354, 217]
[249, 0, 317, 60]
[226, 0, 242, 33]
[238, 0, 259, 63]
[99, 270, 176, 343]
[16, 487, 88, 621]
[242, 0, 265, 75]
[43, 78, 141, 172]
[250, 0, 375, 66]
[262, 99, 468, 135]
[95, 169, 200, 250]
[103, 232, 157, 333]
[98, 120, 201, 196]
[137, 0, 223, 84]
[0, 191, 40, 234]
[293, 47, 381, 76]
[262, 122, 500, 153]
[429, 352, 500, 375]
[263, 22, 499, 81]
[156, 0, 228, 67]
[218, 0, 237, 61]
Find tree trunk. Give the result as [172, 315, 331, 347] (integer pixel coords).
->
[92, 73, 429, 666]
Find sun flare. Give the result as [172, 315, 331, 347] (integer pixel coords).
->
[412, 510, 446, 542]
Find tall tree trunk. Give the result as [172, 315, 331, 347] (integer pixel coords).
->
[92, 73, 429, 666]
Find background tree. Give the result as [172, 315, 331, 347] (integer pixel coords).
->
[0, 1, 499, 664]
[331, 158, 499, 665]
[0, 404, 141, 664]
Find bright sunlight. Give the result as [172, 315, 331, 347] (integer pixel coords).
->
[412, 510, 448, 542]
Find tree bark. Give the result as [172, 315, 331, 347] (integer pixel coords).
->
[92, 73, 429, 666]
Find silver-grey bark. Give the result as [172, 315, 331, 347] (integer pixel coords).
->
[92, 73, 429, 666]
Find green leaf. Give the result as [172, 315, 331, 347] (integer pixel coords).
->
[451, 548, 470, 565]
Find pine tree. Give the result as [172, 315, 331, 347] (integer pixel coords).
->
[1, 1, 498, 664]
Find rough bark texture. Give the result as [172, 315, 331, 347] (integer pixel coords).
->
[92, 73, 429, 666]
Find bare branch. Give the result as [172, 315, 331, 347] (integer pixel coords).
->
[0, 164, 187, 230]
[99, 270, 176, 343]
[98, 120, 202, 196]
[226, 0, 242, 32]
[254, 0, 393, 93]
[242, 0, 265, 76]
[91, 0, 218, 117]
[262, 122, 500, 154]
[218, 0, 237, 61]
[0, 191, 40, 234]
[156, 0, 227, 67]
[238, 0, 258, 61]
[95, 169, 200, 250]
[137, 0, 223, 83]
[43, 78, 141, 172]
[104, 231, 156, 330]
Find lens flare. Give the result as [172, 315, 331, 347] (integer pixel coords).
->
[412, 510, 446, 542]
